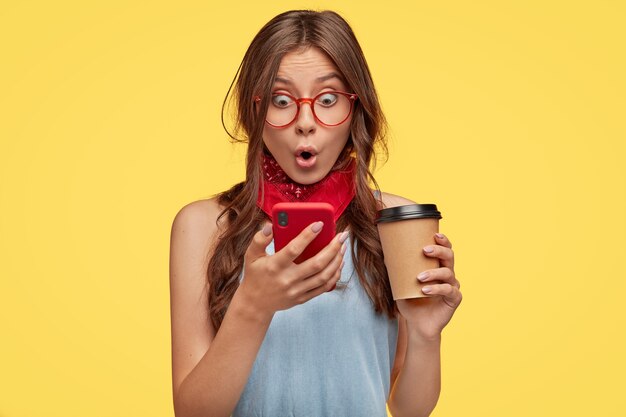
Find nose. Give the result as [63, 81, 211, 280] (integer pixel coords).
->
[295, 101, 316, 135]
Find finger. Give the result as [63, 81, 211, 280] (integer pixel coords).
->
[423, 244, 454, 269]
[417, 267, 458, 287]
[273, 221, 327, 267]
[296, 230, 348, 278]
[434, 233, 452, 249]
[422, 283, 462, 308]
[244, 222, 274, 262]
[297, 259, 344, 303]
[328, 260, 344, 292]
[295, 244, 345, 293]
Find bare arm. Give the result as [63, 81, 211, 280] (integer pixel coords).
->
[174, 291, 274, 417]
[381, 191, 442, 417]
[169, 199, 273, 417]
[170, 198, 345, 417]
[387, 328, 441, 417]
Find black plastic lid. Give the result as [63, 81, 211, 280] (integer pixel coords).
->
[376, 203, 442, 224]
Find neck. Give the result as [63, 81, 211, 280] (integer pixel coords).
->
[256, 152, 357, 222]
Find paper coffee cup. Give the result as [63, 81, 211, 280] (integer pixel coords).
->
[376, 204, 442, 300]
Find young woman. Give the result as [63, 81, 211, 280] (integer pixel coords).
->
[169, 10, 462, 417]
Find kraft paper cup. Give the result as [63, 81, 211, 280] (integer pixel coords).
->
[376, 204, 442, 300]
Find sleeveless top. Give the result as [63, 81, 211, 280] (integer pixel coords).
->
[232, 232, 399, 417]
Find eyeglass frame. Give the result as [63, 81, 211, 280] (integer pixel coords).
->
[253, 90, 359, 128]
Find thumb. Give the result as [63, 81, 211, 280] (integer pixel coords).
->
[245, 222, 273, 262]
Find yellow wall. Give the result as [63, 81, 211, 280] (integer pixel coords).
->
[1, 1, 624, 416]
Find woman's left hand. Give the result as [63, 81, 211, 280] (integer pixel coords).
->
[396, 233, 462, 340]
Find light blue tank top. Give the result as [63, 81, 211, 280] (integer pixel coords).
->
[233, 232, 399, 417]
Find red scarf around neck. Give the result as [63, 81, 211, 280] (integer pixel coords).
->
[256, 152, 357, 222]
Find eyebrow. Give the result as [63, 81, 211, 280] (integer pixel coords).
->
[274, 73, 343, 84]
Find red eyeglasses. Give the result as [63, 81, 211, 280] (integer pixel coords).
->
[253, 90, 358, 128]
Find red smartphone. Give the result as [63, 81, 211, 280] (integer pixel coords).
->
[271, 202, 336, 265]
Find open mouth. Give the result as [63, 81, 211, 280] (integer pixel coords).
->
[295, 150, 317, 168]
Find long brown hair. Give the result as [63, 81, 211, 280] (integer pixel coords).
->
[207, 10, 396, 331]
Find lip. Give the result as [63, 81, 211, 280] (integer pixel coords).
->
[295, 153, 317, 168]
[294, 145, 319, 169]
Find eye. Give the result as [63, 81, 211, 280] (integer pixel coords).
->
[316, 93, 338, 107]
[271, 94, 294, 108]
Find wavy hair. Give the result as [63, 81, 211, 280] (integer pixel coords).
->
[207, 9, 396, 331]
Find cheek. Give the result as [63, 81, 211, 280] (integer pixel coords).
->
[261, 126, 275, 145]
[335, 123, 352, 149]
[262, 128, 288, 154]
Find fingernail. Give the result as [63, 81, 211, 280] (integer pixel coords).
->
[311, 221, 324, 233]
[422, 286, 432, 293]
[340, 242, 347, 255]
[423, 246, 434, 253]
[338, 231, 349, 243]
[435, 233, 444, 239]
[417, 272, 429, 281]
[262, 224, 272, 236]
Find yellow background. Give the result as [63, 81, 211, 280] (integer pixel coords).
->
[1, 1, 624, 416]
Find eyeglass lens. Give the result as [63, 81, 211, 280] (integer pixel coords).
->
[266, 92, 352, 126]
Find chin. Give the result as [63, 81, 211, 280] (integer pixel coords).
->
[286, 164, 329, 185]
[289, 172, 325, 185]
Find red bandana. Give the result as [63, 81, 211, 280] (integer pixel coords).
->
[256, 153, 357, 222]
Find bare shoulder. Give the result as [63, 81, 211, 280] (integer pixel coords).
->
[378, 191, 417, 209]
[171, 197, 226, 237]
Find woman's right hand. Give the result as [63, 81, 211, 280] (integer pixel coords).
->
[237, 221, 348, 316]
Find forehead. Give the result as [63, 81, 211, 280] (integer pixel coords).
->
[275, 47, 344, 84]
